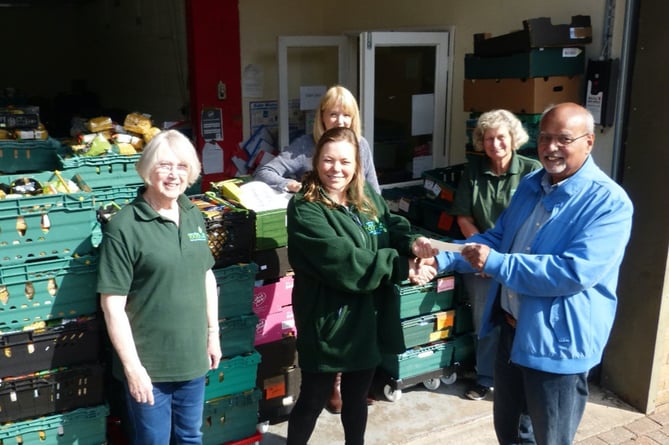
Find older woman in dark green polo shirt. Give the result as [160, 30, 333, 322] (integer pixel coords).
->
[97, 129, 221, 445]
[454, 109, 540, 401]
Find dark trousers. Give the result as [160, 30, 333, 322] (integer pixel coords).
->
[287, 368, 376, 445]
[494, 321, 589, 445]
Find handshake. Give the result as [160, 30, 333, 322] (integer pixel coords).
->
[407, 237, 439, 285]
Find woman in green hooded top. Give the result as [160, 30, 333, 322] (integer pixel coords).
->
[285, 126, 437, 445]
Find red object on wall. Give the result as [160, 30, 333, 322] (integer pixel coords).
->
[185, 0, 244, 191]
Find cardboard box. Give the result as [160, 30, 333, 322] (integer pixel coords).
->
[253, 275, 294, 319]
[463, 76, 583, 114]
[473, 15, 592, 57]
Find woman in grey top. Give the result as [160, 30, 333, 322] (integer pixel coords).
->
[254, 85, 380, 194]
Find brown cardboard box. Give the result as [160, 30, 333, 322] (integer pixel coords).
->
[463, 76, 583, 114]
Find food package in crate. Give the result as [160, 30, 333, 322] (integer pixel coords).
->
[190, 193, 255, 268]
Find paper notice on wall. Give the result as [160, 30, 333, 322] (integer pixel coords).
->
[202, 141, 223, 174]
[300, 85, 327, 110]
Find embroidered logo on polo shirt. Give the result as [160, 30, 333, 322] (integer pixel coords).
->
[188, 226, 209, 242]
[364, 220, 387, 236]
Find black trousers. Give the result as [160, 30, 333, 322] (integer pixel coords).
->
[286, 368, 376, 445]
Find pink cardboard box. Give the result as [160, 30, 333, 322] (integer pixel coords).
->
[255, 306, 296, 346]
[253, 275, 294, 318]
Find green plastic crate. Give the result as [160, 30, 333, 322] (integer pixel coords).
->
[451, 333, 476, 366]
[57, 150, 143, 191]
[202, 389, 261, 445]
[392, 275, 456, 319]
[0, 189, 100, 263]
[381, 341, 454, 380]
[454, 303, 474, 335]
[398, 310, 455, 349]
[219, 313, 259, 358]
[465, 47, 586, 79]
[213, 263, 257, 318]
[0, 255, 99, 331]
[0, 137, 61, 173]
[0, 404, 109, 445]
[205, 350, 261, 400]
[254, 208, 287, 251]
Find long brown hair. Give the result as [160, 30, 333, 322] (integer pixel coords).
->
[302, 127, 377, 218]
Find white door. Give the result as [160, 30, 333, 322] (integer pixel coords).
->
[359, 31, 453, 186]
[277, 36, 352, 151]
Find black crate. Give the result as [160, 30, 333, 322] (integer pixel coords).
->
[0, 363, 106, 423]
[0, 317, 102, 378]
[253, 246, 291, 281]
[255, 337, 300, 424]
[474, 15, 592, 57]
[205, 209, 256, 268]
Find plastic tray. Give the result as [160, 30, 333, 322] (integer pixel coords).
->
[380, 340, 455, 380]
[205, 351, 261, 401]
[219, 313, 259, 358]
[0, 254, 99, 331]
[0, 316, 102, 377]
[202, 389, 261, 445]
[0, 137, 61, 173]
[0, 404, 109, 445]
[214, 263, 258, 318]
[0, 189, 100, 264]
[0, 364, 105, 422]
[391, 275, 456, 319]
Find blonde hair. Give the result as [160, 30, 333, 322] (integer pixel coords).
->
[472, 109, 529, 152]
[312, 85, 362, 142]
[135, 129, 202, 186]
[302, 127, 377, 219]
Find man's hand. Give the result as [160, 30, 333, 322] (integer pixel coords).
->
[460, 243, 491, 272]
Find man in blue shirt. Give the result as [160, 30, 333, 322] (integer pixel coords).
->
[429, 103, 634, 445]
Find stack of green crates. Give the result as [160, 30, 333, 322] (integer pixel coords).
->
[203, 261, 261, 444]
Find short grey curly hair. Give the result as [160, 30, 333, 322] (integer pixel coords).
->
[472, 109, 529, 152]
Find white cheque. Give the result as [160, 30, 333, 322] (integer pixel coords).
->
[428, 239, 465, 253]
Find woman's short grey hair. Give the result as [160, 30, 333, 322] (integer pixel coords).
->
[472, 109, 529, 152]
[135, 129, 202, 186]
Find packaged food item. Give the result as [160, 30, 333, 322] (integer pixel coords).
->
[143, 126, 161, 143]
[124, 112, 152, 135]
[84, 133, 112, 156]
[86, 116, 113, 133]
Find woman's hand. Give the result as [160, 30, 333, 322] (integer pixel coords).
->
[124, 365, 155, 405]
[412, 236, 438, 259]
[408, 258, 437, 285]
[207, 330, 222, 370]
[285, 180, 302, 193]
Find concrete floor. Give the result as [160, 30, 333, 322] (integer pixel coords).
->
[256, 375, 644, 445]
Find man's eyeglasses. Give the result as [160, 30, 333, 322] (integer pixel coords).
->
[537, 133, 589, 147]
[155, 162, 189, 175]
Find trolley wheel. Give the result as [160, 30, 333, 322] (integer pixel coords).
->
[423, 377, 441, 391]
[257, 421, 269, 434]
[383, 384, 403, 402]
[440, 372, 457, 385]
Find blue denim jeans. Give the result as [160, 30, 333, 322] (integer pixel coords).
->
[124, 376, 206, 445]
[494, 322, 589, 445]
[462, 273, 498, 388]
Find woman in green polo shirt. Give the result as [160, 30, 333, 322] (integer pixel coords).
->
[97, 129, 221, 445]
[454, 109, 540, 401]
